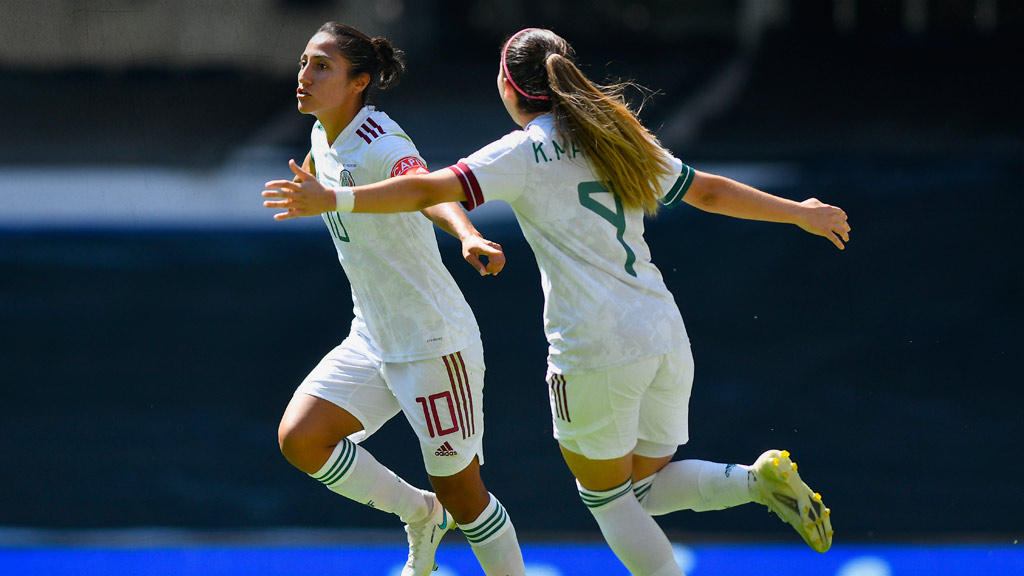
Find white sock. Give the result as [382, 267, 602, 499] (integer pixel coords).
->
[635, 460, 753, 515]
[578, 479, 684, 576]
[309, 438, 431, 523]
[460, 493, 526, 576]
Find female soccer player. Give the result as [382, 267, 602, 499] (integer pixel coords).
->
[268, 23, 525, 576]
[265, 27, 849, 575]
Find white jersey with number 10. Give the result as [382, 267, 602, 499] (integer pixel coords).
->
[310, 106, 479, 363]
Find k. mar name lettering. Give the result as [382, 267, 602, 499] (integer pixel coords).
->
[533, 139, 582, 163]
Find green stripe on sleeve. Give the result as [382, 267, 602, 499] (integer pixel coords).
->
[662, 163, 695, 208]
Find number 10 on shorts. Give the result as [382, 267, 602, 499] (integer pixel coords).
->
[416, 392, 460, 438]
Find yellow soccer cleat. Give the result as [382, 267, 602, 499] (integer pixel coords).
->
[750, 449, 833, 553]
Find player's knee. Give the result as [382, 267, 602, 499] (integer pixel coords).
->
[431, 469, 489, 522]
[278, 422, 316, 471]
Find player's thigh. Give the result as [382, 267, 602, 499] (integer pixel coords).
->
[558, 443, 635, 491]
[292, 333, 401, 444]
[279, 393, 364, 444]
[385, 341, 486, 478]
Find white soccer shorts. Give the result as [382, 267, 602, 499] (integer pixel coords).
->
[547, 344, 694, 460]
[295, 331, 485, 477]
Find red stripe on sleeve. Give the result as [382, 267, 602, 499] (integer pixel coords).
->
[447, 162, 485, 211]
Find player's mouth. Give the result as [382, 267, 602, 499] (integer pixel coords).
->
[297, 88, 311, 100]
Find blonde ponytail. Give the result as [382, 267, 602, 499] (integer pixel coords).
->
[545, 54, 670, 215]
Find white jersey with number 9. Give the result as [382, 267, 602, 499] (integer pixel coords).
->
[449, 113, 695, 375]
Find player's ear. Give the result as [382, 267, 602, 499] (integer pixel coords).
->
[506, 85, 517, 104]
[499, 76, 519, 106]
[352, 72, 371, 93]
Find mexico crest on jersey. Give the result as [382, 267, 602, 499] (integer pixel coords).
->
[340, 169, 355, 186]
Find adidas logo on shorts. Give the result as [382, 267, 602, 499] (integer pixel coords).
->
[434, 442, 458, 457]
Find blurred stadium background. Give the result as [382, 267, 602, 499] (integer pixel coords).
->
[1, 0, 1022, 574]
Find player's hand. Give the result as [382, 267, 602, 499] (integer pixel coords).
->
[262, 159, 335, 220]
[797, 198, 851, 250]
[463, 235, 505, 276]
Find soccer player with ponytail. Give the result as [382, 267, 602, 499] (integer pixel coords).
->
[268, 23, 525, 576]
[266, 27, 850, 575]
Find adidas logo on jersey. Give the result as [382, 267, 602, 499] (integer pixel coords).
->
[434, 442, 458, 457]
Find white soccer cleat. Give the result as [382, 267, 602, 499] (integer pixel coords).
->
[750, 449, 833, 553]
[402, 494, 455, 576]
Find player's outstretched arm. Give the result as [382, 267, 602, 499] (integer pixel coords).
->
[350, 169, 465, 214]
[263, 159, 466, 219]
[682, 171, 851, 250]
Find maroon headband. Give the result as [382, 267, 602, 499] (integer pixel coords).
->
[501, 28, 550, 101]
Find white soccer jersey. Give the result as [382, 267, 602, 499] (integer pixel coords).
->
[449, 113, 695, 374]
[310, 106, 478, 362]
